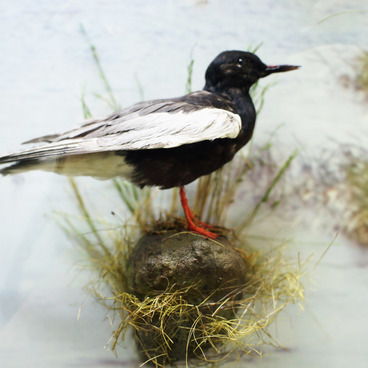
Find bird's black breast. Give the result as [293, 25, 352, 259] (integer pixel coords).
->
[121, 138, 238, 189]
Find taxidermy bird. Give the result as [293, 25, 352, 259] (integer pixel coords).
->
[0, 50, 299, 238]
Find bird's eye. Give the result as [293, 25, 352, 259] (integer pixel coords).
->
[236, 58, 244, 67]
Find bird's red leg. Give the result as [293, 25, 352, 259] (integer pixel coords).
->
[179, 187, 215, 229]
[179, 187, 218, 239]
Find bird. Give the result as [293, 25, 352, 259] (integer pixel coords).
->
[0, 50, 299, 239]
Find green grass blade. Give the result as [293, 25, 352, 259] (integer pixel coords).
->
[237, 150, 298, 231]
[69, 178, 111, 257]
[80, 23, 120, 110]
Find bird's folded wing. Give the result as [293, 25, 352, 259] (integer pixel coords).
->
[0, 106, 241, 163]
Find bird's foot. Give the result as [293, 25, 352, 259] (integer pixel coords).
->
[180, 186, 218, 239]
[186, 221, 219, 239]
[194, 219, 215, 230]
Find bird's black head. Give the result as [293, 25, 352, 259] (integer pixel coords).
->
[204, 50, 299, 93]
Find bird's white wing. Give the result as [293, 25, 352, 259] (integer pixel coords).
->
[94, 107, 242, 149]
[0, 107, 241, 163]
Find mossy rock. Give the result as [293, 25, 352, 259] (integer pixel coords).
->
[126, 231, 248, 365]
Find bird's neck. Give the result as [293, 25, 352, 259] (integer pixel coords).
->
[225, 87, 255, 121]
[206, 86, 256, 144]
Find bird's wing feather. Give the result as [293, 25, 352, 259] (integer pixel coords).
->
[0, 102, 241, 164]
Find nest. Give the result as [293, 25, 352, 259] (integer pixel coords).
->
[110, 231, 301, 367]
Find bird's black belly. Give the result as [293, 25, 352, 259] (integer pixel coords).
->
[122, 138, 239, 189]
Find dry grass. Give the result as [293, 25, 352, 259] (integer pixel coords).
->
[97, 241, 304, 367]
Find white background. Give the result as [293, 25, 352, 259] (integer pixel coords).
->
[0, 1, 368, 367]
